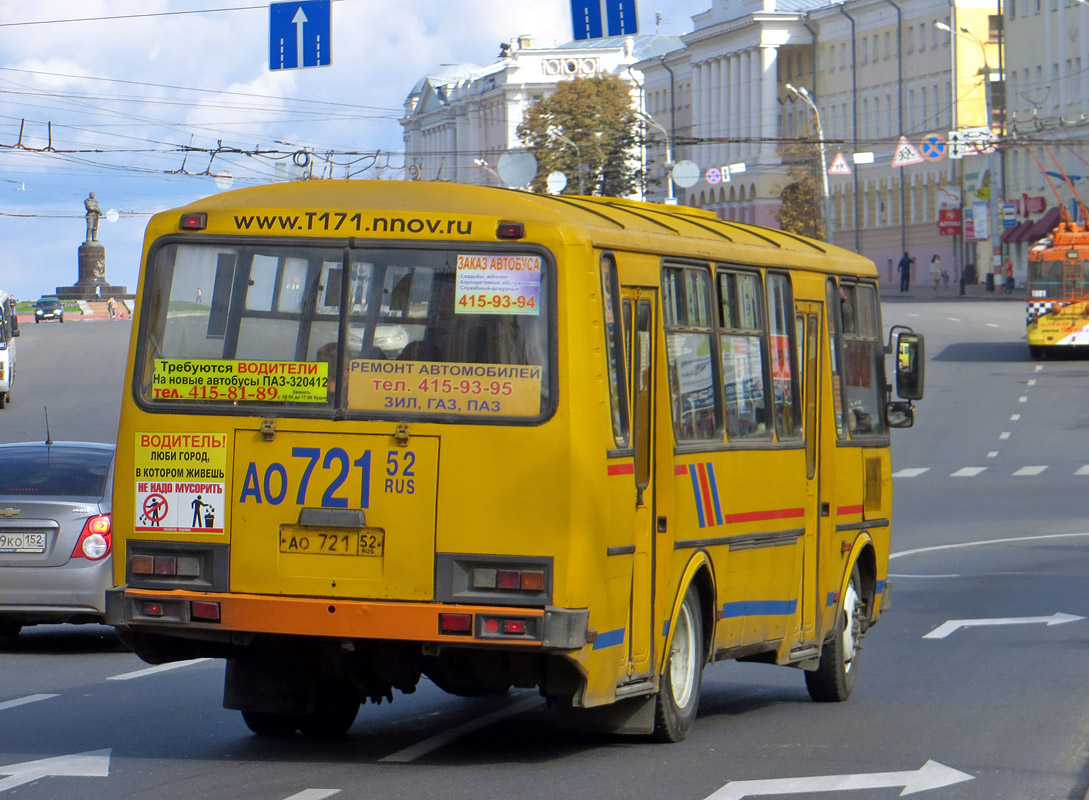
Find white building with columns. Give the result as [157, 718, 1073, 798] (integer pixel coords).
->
[401, 34, 680, 187]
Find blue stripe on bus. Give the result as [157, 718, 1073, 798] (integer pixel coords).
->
[876, 580, 885, 595]
[592, 627, 626, 650]
[826, 592, 837, 607]
[721, 599, 798, 618]
[687, 465, 707, 528]
[662, 619, 670, 638]
[706, 462, 724, 526]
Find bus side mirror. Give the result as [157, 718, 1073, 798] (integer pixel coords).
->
[895, 331, 924, 400]
[885, 400, 914, 428]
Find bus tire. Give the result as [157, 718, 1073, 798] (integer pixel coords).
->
[653, 584, 703, 742]
[0, 622, 21, 637]
[297, 683, 360, 737]
[805, 565, 862, 703]
[241, 710, 300, 736]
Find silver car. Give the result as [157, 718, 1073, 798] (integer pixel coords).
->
[0, 441, 115, 637]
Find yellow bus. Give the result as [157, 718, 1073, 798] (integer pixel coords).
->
[107, 180, 923, 742]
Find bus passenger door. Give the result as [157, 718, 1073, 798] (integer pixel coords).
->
[795, 301, 825, 647]
[623, 289, 656, 677]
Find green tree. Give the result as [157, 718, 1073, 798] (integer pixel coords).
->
[776, 122, 827, 241]
[517, 73, 641, 197]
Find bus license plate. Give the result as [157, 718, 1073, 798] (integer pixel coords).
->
[279, 529, 384, 557]
[0, 532, 47, 553]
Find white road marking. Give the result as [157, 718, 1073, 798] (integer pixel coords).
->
[1019, 396, 1028, 403]
[0, 694, 58, 712]
[890, 573, 961, 579]
[1035, 364, 1044, 372]
[986, 322, 1000, 328]
[107, 658, 211, 681]
[951, 467, 987, 477]
[999, 432, 1011, 440]
[379, 696, 540, 763]
[282, 791, 340, 800]
[892, 531, 1089, 560]
[924, 612, 1085, 640]
[892, 468, 929, 478]
[1027, 379, 1037, 386]
[705, 760, 974, 799]
[0, 749, 110, 793]
[1010, 413, 1021, 421]
[947, 317, 961, 322]
[1077, 466, 1089, 476]
[987, 451, 999, 458]
[1013, 466, 1047, 476]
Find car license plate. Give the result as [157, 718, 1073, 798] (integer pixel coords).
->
[0, 532, 47, 553]
[279, 528, 384, 557]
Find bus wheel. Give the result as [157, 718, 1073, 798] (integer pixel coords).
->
[297, 684, 360, 737]
[653, 584, 703, 742]
[806, 566, 862, 703]
[241, 710, 300, 737]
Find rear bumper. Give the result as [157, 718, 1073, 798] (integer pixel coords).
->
[0, 559, 112, 623]
[107, 587, 590, 650]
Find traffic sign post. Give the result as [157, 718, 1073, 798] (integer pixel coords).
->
[920, 134, 946, 161]
[270, 1, 331, 71]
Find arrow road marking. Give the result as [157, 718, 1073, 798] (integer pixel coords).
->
[924, 612, 1086, 639]
[0, 748, 110, 793]
[705, 760, 974, 799]
[0, 694, 58, 712]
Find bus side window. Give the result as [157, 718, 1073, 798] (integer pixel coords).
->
[663, 264, 719, 442]
[717, 270, 770, 441]
[766, 272, 801, 441]
[601, 255, 630, 449]
[831, 280, 886, 437]
[825, 279, 848, 439]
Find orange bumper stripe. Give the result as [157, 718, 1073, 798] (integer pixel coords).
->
[122, 589, 544, 646]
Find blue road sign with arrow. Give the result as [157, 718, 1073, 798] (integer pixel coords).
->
[270, 1, 331, 71]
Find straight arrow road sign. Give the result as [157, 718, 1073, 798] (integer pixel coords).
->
[923, 612, 1085, 640]
[705, 760, 974, 799]
[0, 749, 111, 793]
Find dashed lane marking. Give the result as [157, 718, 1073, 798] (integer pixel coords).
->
[1012, 466, 1048, 476]
[379, 696, 541, 763]
[892, 468, 930, 478]
[951, 467, 987, 477]
[0, 694, 58, 712]
[107, 658, 211, 681]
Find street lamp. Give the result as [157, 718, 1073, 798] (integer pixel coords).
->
[546, 126, 585, 195]
[635, 110, 674, 204]
[785, 83, 832, 240]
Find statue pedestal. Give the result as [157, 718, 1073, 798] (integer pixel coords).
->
[56, 241, 127, 299]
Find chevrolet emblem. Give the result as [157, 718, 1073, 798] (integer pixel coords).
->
[1, 508, 20, 517]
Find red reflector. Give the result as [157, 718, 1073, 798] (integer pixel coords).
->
[191, 601, 221, 621]
[496, 570, 520, 589]
[131, 555, 154, 575]
[502, 619, 527, 635]
[483, 618, 500, 634]
[496, 221, 525, 239]
[140, 601, 165, 617]
[179, 213, 207, 230]
[154, 556, 177, 575]
[439, 613, 473, 634]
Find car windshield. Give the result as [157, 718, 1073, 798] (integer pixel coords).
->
[37, 300, 59, 308]
[0, 446, 113, 497]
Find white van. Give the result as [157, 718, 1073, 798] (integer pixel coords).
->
[0, 290, 18, 409]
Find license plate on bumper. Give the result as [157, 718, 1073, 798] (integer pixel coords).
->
[0, 532, 47, 553]
[278, 528, 384, 557]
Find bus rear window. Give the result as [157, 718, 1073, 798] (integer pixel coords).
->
[137, 243, 552, 419]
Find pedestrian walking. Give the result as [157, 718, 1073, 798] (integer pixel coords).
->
[929, 255, 943, 289]
[107, 296, 116, 319]
[1004, 258, 1015, 294]
[897, 252, 914, 292]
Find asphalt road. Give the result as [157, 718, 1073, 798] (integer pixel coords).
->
[3, 300, 1089, 799]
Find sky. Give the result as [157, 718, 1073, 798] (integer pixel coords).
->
[0, 0, 711, 302]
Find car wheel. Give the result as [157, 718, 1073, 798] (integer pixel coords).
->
[34, 318, 39, 323]
[0, 622, 21, 637]
[59, 316, 64, 323]
[0, 392, 6, 410]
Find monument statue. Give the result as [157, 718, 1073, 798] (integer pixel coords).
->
[55, 191, 128, 300]
[84, 192, 102, 243]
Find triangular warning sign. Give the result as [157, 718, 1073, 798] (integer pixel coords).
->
[828, 152, 852, 175]
[892, 135, 925, 167]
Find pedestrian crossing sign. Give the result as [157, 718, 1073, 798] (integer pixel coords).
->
[892, 136, 924, 167]
[828, 152, 851, 175]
